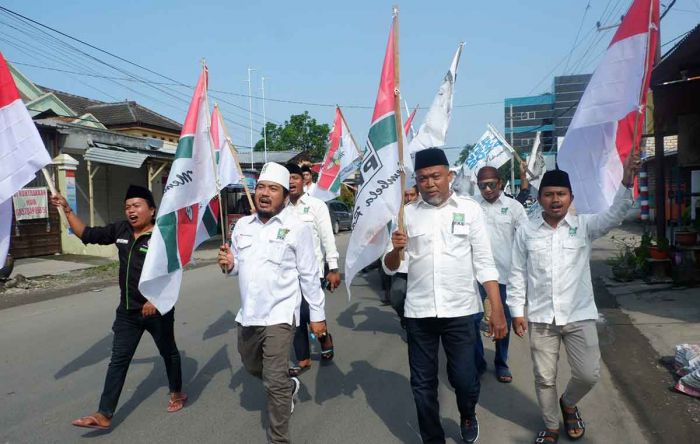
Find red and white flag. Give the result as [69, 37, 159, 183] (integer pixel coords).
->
[0, 53, 52, 266]
[139, 66, 218, 314]
[558, 0, 658, 213]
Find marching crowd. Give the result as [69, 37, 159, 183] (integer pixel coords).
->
[49, 146, 641, 444]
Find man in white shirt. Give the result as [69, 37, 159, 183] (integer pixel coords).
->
[473, 166, 528, 383]
[285, 163, 340, 376]
[382, 185, 418, 328]
[301, 164, 316, 195]
[385, 148, 507, 444]
[218, 162, 327, 444]
[508, 153, 640, 444]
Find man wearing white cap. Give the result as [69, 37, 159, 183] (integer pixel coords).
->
[218, 162, 327, 444]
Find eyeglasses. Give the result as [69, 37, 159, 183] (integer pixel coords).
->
[477, 181, 499, 190]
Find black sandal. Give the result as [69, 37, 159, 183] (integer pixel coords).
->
[559, 397, 585, 440]
[318, 332, 334, 361]
[534, 430, 559, 443]
[288, 364, 311, 377]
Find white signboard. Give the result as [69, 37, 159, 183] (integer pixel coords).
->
[12, 187, 49, 220]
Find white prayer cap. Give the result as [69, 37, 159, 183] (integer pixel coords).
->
[258, 162, 290, 190]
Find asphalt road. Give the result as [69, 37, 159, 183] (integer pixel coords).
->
[0, 232, 648, 443]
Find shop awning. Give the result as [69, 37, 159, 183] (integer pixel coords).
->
[84, 146, 148, 168]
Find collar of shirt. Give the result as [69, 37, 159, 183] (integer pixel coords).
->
[534, 211, 577, 229]
[475, 193, 505, 207]
[249, 206, 292, 226]
[415, 192, 459, 210]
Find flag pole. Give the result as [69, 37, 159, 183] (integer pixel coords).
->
[201, 62, 228, 274]
[216, 108, 256, 213]
[392, 5, 407, 259]
[630, 0, 657, 157]
[41, 167, 68, 227]
[337, 106, 364, 160]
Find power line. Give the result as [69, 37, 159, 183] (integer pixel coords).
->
[563, 1, 592, 74]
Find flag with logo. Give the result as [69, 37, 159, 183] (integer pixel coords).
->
[558, 0, 658, 213]
[345, 15, 403, 295]
[0, 53, 52, 267]
[404, 42, 463, 186]
[139, 66, 218, 314]
[311, 106, 361, 202]
[211, 105, 243, 189]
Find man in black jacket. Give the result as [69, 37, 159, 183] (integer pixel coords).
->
[50, 185, 187, 430]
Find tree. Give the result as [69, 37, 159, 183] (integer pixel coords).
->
[454, 143, 474, 166]
[254, 111, 330, 161]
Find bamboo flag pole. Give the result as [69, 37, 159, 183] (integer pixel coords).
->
[630, 0, 657, 157]
[337, 106, 364, 160]
[41, 167, 68, 227]
[201, 62, 229, 274]
[216, 106, 255, 213]
[392, 5, 407, 259]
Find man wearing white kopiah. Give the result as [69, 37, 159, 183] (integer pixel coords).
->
[217, 162, 326, 444]
[385, 148, 507, 444]
[508, 152, 640, 444]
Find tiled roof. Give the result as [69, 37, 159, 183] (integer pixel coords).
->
[38, 86, 182, 134]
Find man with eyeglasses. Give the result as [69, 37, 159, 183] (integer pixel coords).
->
[473, 166, 528, 384]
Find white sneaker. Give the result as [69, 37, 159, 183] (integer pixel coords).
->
[290, 376, 300, 414]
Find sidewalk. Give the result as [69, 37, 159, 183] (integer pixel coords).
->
[8, 235, 223, 280]
[592, 222, 700, 440]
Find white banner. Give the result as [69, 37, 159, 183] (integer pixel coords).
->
[12, 187, 48, 220]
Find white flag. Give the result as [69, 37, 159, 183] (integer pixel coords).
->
[404, 43, 463, 185]
[0, 53, 52, 266]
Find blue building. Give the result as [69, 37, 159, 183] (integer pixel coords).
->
[504, 74, 592, 154]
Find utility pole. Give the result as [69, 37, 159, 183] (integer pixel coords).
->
[261, 76, 268, 163]
[247, 67, 255, 169]
[510, 104, 515, 195]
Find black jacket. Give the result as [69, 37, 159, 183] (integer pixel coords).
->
[81, 221, 152, 311]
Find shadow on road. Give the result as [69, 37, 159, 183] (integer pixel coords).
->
[202, 310, 237, 341]
[186, 345, 232, 404]
[343, 360, 421, 443]
[81, 352, 198, 436]
[337, 303, 403, 336]
[54, 334, 113, 380]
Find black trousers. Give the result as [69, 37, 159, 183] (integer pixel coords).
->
[292, 278, 325, 363]
[98, 308, 182, 416]
[405, 315, 480, 444]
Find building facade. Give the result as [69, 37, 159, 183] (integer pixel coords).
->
[504, 74, 592, 154]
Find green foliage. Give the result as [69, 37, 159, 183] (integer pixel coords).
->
[338, 184, 355, 209]
[254, 111, 330, 161]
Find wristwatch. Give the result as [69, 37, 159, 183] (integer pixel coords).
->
[329, 268, 339, 273]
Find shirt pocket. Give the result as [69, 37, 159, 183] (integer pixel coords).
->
[526, 238, 549, 271]
[406, 226, 429, 257]
[562, 237, 586, 264]
[234, 234, 253, 261]
[266, 238, 288, 266]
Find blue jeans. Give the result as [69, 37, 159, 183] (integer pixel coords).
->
[405, 315, 480, 444]
[475, 284, 512, 374]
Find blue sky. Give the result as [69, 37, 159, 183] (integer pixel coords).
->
[2, 0, 698, 163]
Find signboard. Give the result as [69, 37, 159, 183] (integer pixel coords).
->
[12, 187, 49, 220]
[242, 170, 257, 190]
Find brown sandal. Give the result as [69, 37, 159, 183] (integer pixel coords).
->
[559, 397, 585, 440]
[71, 415, 110, 430]
[167, 393, 188, 413]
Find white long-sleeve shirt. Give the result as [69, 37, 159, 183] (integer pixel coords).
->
[387, 193, 499, 318]
[507, 186, 633, 325]
[288, 194, 339, 273]
[476, 194, 528, 284]
[230, 206, 325, 327]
